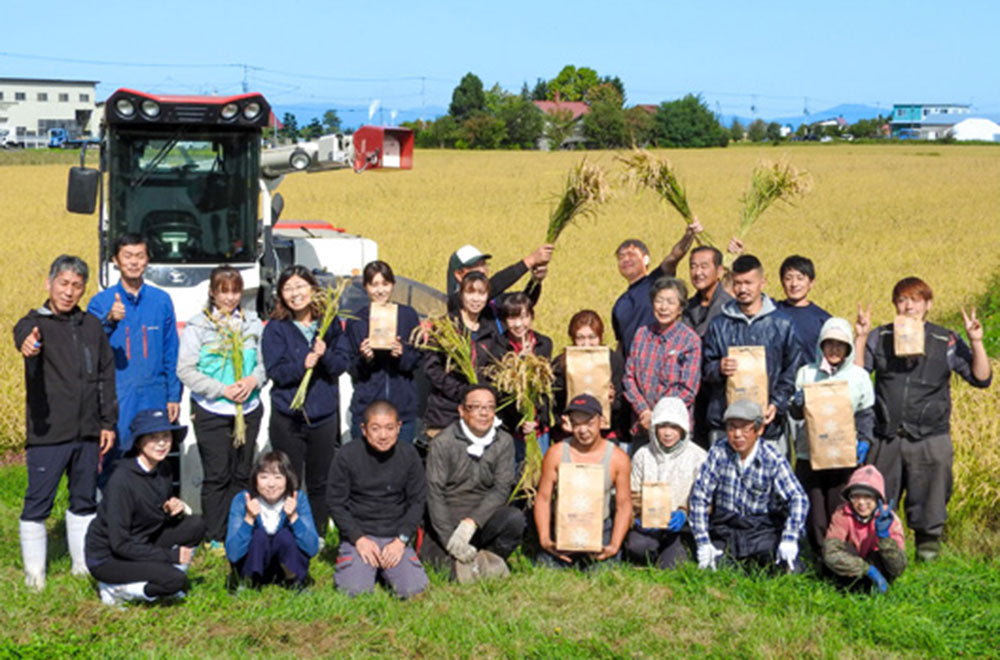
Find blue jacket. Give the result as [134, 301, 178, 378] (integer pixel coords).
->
[224, 489, 320, 562]
[261, 317, 350, 426]
[343, 303, 422, 426]
[702, 295, 806, 439]
[87, 282, 180, 451]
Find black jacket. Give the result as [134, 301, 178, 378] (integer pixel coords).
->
[422, 314, 504, 429]
[13, 304, 117, 447]
[85, 457, 180, 567]
[326, 439, 426, 544]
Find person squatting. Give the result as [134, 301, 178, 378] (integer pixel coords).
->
[12, 230, 991, 605]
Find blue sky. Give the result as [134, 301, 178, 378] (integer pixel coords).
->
[4, 0, 999, 122]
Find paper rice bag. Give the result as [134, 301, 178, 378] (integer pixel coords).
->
[640, 482, 672, 529]
[893, 315, 925, 357]
[726, 346, 769, 413]
[368, 302, 398, 351]
[565, 346, 612, 429]
[556, 463, 604, 553]
[804, 379, 857, 470]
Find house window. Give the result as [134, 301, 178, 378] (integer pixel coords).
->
[59, 93, 69, 102]
[37, 93, 48, 102]
[15, 92, 26, 101]
[79, 93, 90, 102]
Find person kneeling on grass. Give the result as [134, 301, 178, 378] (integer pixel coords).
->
[85, 409, 205, 607]
[225, 450, 319, 590]
[534, 394, 632, 569]
[626, 397, 707, 569]
[689, 399, 809, 573]
[327, 400, 428, 599]
[823, 465, 906, 594]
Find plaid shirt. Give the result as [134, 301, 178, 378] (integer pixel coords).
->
[689, 439, 808, 546]
[623, 321, 701, 431]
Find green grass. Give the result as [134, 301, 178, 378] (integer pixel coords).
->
[1, 465, 998, 659]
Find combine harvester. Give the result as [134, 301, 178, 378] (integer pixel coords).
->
[66, 88, 445, 508]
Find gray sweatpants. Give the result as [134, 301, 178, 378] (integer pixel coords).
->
[872, 432, 952, 539]
[334, 537, 428, 599]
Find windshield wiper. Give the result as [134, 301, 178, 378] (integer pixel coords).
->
[132, 130, 183, 188]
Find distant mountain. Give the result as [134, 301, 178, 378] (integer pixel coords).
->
[272, 102, 447, 129]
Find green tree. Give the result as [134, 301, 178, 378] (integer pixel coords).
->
[766, 122, 783, 142]
[747, 118, 767, 142]
[322, 109, 341, 133]
[496, 96, 544, 149]
[795, 123, 809, 139]
[449, 73, 486, 121]
[548, 65, 600, 101]
[651, 94, 729, 148]
[484, 83, 508, 116]
[531, 78, 549, 101]
[301, 117, 323, 140]
[624, 106, 655, 146]
[279, 112, 299, 142]
[542, 107, 577, 150]
[582, 83, 627, 148]
[458, 112, 507, 149]
[601, 75, 627, 104]
[729, 118, 745, 142]
[849, 115, 885, 138]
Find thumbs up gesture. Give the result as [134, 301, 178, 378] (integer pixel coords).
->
[21, 326, 42, 357]
[109, 293, 126, 322]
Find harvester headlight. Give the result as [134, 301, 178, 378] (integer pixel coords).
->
[221, 103, 239, 120]
[140, 100, 160, 118]
[115, 98, 136, 118]
[289, 148, 311, 170]
[243, 102, 261, 120]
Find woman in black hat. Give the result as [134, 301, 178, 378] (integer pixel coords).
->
[85, 409, 205, 607]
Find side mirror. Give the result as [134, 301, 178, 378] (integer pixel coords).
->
[67, 167, 99, 214]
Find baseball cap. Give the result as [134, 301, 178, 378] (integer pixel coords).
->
[452, 245, 492, 268]
[564, 393, 602, 418]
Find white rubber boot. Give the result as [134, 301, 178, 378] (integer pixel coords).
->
[19, 519, 47, 591]
[98, 581, 155, 606]
[65, 511, 96, 576]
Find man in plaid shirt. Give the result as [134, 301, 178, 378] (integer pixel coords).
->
[689, 399, 808, 572]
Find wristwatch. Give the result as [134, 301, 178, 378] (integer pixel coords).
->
[397, 534, 410, 545]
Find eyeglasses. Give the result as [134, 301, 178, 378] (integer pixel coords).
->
[463, 404, 496, 413]
[282, 283, 312, 294]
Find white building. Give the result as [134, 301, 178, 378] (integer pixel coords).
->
[0, 77, 99, 147]
[949, 118, 1000, 142]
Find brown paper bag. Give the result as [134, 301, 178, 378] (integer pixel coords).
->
[804, 380, 857, 470]
[726, 346, 769, 413]
[565, 346, 612, 429]
[556, 463, 604, 553]
[893, 315, 925, 357]
[368, 302, 398, 351]
[640, 482, 672, 529]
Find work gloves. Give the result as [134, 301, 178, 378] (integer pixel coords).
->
[856, 440, 870, 464]
[696, 544, 723, 570]
[776, 540, 799, 571]
[667, 510, 687, 533]
[446, 519, 478, 563]
[874, 499, 895, 539]
[867, 564, 889, 593]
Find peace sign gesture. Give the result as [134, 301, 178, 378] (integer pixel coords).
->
[855, 303, 872, 338]
[962, 307, 984, 343]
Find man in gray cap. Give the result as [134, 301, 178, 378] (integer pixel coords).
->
[688, 399, 808, 573]
[445, 243, 553, 318]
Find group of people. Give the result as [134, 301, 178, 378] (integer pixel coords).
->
[13, 220, 991, 604]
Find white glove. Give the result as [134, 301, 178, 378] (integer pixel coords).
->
[446, 519, 478, 563]
[696, 543, 723, 571]
[776, 540, 798, 570]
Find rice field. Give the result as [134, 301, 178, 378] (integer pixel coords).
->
[1, 144, 999, 536]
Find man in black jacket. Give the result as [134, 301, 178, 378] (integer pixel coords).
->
[13, 255, 117, 590]
[328, 400, 428, 598]
[445, 243, 552, 320]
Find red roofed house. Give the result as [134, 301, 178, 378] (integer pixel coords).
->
[532, 97, 591, 150]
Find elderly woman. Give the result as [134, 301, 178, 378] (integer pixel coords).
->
[623, 277, 702, 440]
[625, 397, 707, 568]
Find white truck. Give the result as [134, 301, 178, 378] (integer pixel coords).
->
[66, 88, 444, 508]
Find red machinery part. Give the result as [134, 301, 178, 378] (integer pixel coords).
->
[352, 126, 414, 171]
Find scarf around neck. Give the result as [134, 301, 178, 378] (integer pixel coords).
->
[460, 418, 497, 458]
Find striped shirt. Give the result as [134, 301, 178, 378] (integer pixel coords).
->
[689, 438, 808, 547]
[623, 321, 701, 432]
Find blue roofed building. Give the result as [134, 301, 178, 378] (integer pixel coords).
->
[890, 103, 971, 139]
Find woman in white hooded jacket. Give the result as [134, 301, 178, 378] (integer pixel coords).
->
[624, 397, 707, 568]
[790, 316, 875, 552]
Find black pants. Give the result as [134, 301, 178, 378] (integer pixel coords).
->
[22, 439, 99, 521]
[795, 461, 852, 552]
[420, 506, 526, 574]
[624, 528, 690, 569]
[193, 403, 262, 542]
[88, 515, 206, 597]
[269, 410, 339, 537]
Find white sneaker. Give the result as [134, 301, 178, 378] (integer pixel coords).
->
[98, 582, 126, 607]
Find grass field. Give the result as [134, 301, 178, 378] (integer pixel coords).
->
[1, 145, 999, 656]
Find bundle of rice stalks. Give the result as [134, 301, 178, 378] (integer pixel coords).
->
[410, 315, 477, 385]
[543, 158, 611, 244]
[618, 149, 715, 247]
[204, 311, 248, 447]
[484, 351, 555, 505]
[290, 278, 353, 413]
[737, 159, 812, 240]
